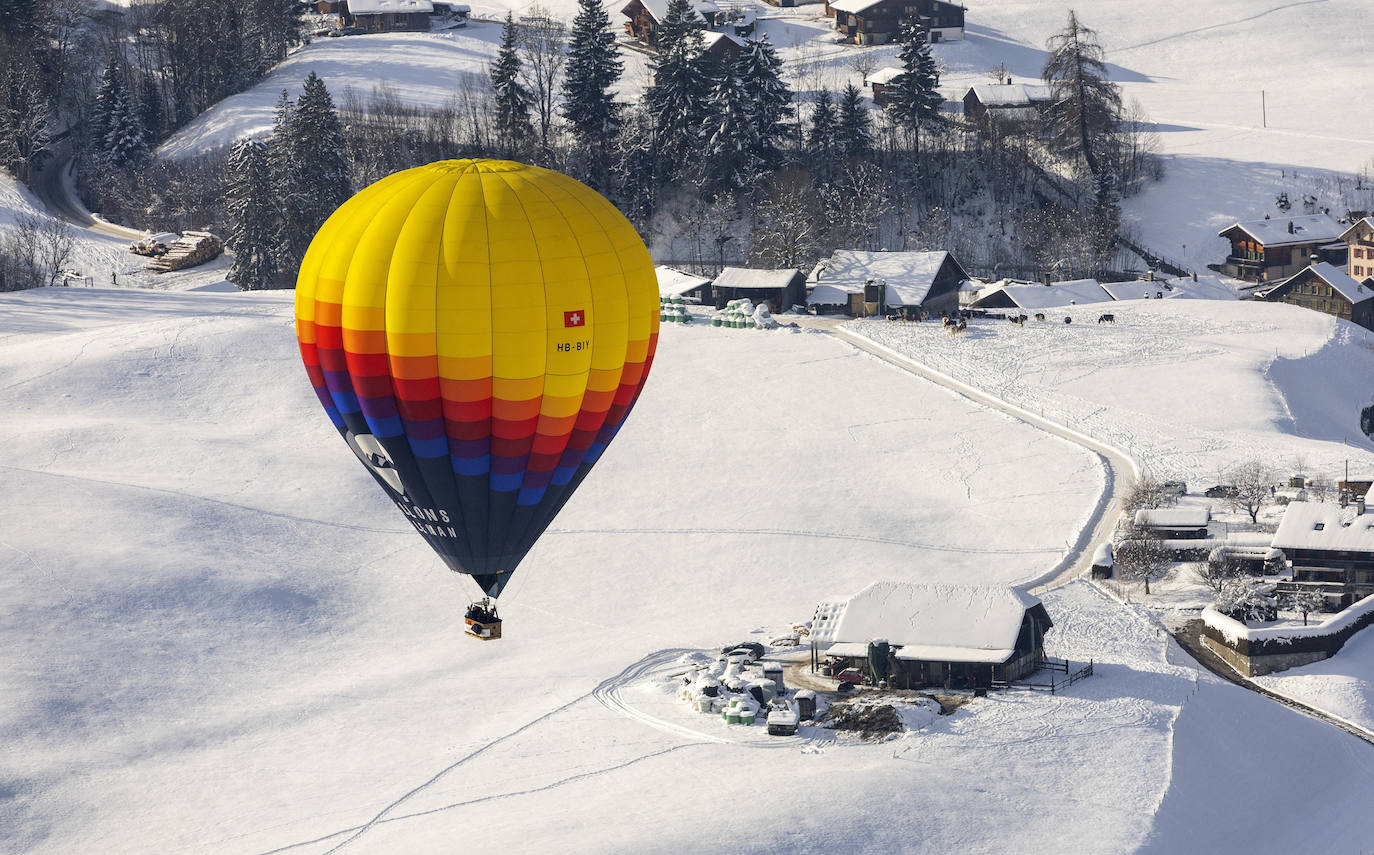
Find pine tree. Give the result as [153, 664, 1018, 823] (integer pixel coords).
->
[104, 79, 147, 166]
[645, 0, 709, 170]
[883, 19, 943, 151]
[704, 55, 760, 192]
[834, 84, 872, 158]
[733, 36, 792, 161]
[490, 13, 534, 155]
[226, 139, 281, 291]
[278, 73, 351, 274]
[138, 73, 164, 146]
[807, 90, 837, 156]
[1042, 11, 1122, 178]
[90, 53, 124, 157]
[561, 0, 623, 158]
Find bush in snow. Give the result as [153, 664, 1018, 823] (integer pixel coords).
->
[1215, 578, 1277, 624]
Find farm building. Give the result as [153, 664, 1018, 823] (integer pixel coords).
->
[699, 31, 743, 68]
[1341, 216, 1374, 283]
[622, 0, 720, 44]
[824, 0, 965, 45]
[710, 267, 806, 311]
[810, 581, 1053, 690]
[655, 266, 711, 302]
[971, 278, 1113, 311]
[343, 0, 433, 31]
[1262, 262, 1374, 330]
[866, 66, 904, 107]
[1133, 507, 1211, 539]
[806, 250, 970, 317]
[962, 82, 1052, 128]
[1099, 274, 1237, 302]
[1216, 214, 1345, 283]
[1272, 500, 1374, 609]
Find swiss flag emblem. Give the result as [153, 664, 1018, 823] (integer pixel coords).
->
[564, 310, 586, 328]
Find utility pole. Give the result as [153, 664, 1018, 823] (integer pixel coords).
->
[1261, 90, 1267, 128]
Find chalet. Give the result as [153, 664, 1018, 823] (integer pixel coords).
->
[962, 82, 1053, 127]
[700, 31, 743, 70]
[810, 581, 1053, 690]
[806, 250, 971, 317]
[866, 66, 905, 107]
[971, 278, 1113, 311]
[710, 267, 806, 312]
[825, 0, 965, 46]
[1262, 262, 1374, 331]
[655, 265, 712, 303]
[1133, 507, 1211, 539]
[1271, 500, 1374, 609]
[1216, 214, 1344, 283]
[622, 0, 720, 44]
[1340, 217, 1374, 284]
[344, 0, 433, 30]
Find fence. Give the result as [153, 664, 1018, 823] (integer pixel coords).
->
[993, 657, 1094, 694]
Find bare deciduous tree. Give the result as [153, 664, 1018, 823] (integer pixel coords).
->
[1116, 524, 1170, 595]
[518, 6, 568, 153]
[1226, 458, 1275, 524]
[748, 168, 821, 271]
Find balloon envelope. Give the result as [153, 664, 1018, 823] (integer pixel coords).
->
[295, 159, 659, 597]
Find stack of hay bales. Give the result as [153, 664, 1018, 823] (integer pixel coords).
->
[659, 296, 691, 324]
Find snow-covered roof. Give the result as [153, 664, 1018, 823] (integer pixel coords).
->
[976, 279, 1113, 310]
[1134, 507, 1211, 528]
[1091, 542, 1113, 567]
[1218, 214, 1343, 248]
[629, 0, 719, 24]
[829, 0, 884, 14]
[867, 67, 905, 86]
[810, 581, 1045, 664]
[1278, 262, 1374, 305]
[702, 30, 742, 51]
[348, 0, 433, 13]
[655, 265, 709, 297]
[806, 284, 853, 306]
[712, 267, 801, 289]
[806, 250, 964, 308]
[1272, 502, 1374, 552]
[1098, 275, 1238, 302]
[966, 83, 1054, 107]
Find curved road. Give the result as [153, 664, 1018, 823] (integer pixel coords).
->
[30, 140, 145, 241]
[824, 323, 1138, 595]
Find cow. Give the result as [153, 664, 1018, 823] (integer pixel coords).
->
[942, 316, 957, 328]
[1034, 313, 1045, 322]
[1009, 315, 1025, 326]
[1098, 313, 1115, 324]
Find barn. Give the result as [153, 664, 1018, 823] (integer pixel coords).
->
[971, 278, 1114, 311]
[1261, 262, 1374, 331]
[806, 250, 970, 317]
[710, 267, 806, 311]
[809, 581, 1054, 690]
[344, 0, 433, 31]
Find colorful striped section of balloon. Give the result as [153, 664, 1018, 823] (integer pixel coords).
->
[295, 159, 658, 598]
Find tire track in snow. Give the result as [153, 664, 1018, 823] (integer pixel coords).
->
[546, 526, 1063, 556]
[1112, 0, 1329, 53]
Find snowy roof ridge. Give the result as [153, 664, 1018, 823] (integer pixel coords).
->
[829, 0, 885, 15]
[867, 67, 905, 86]
[966, 83, 1053, 106]
[1218, 214, 1343, 247]
[977, 279, 1114, 310]
[812, 580, 1044, 656]
[655, 265, 709, 297]
[713, 267, 802, 289]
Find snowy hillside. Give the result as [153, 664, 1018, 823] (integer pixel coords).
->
[854, 298, 1374, 483]
[4, 288, 1374, 853]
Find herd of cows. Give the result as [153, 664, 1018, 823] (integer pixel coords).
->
[941, 312, 1117, 333]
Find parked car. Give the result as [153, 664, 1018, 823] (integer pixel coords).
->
[835, 667, 867, 684]
[1205, 484, 1238, 499]
[328, 26, 367, 36]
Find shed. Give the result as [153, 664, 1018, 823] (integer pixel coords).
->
[866, 66, 905, 107]
[1091, 541, 1113, 579]
[962, 82, 1053, 126]
[806, 250, 970, 317]
[655, 265, 711, 302]
[809, 581, 1053, 689]
[711, 267, 805, 312]
[1133, 507, 1211, 539]
[972, 278, 1114, 311]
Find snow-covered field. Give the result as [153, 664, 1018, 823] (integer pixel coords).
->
[853, 299, 1374, 484]
[7, 288, 1374, 853]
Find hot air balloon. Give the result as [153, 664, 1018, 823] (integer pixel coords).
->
[294, 159, 659, 638]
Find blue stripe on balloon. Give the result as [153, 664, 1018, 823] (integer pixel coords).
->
[491, 471, 523, 492]
[453, 454, 491, 476]
[551, 465, 577, 485]
[517, 486, 546, 506]
[408, 436, 449, 458]
[365, 414, 404, 438]
[584, 442, 608, 464]
[325, 407, 345, 429]
[330, 388, 361, 415]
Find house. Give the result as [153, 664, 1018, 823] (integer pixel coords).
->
[1132, 507, 1211, 539]
[1216, 214, 1344, 283]
[806, 250, 970, 317]
[621, 0, 721, 44]
[824, 0, 965, 46]
[699, 31, 743, 69]
[1339, 217, 1374, 284]
[1261, 262, 1374, 330]
[655, 265, 712, 303]
[866, 66, 905, 107]
[710, 267, 806, 311]
[962, 82, 1053, 128]
[1271, 500, 1374, 608]
[344, 0, 433, 30]
[971, 278, 1113, 311]
[809, 581, 1053, 689]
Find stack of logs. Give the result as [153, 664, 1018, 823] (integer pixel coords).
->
[146, 231, 223, 272]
